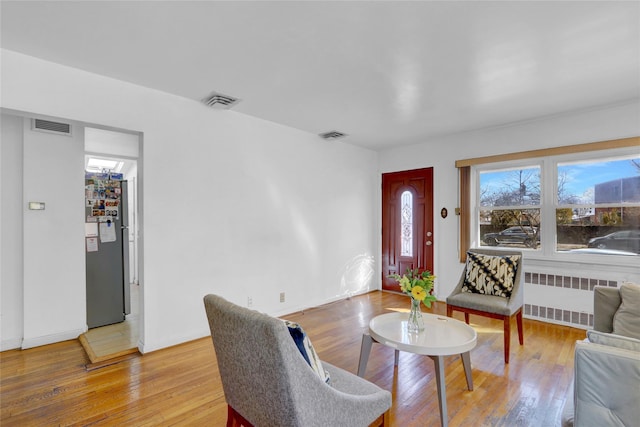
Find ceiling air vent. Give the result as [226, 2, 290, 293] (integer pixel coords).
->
[32, 119, 72, 136]
[202, 92, 240, 109]
[319, 131, 347, 140]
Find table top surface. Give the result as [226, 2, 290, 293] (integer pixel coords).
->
[369, 312, 478, 356]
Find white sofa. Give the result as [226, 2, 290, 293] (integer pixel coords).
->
[561, 284, 640, 427]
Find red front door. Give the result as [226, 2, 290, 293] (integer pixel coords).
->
[382, 168, 434, 292]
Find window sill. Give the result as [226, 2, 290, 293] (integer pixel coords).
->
[524, 250, 638, 273]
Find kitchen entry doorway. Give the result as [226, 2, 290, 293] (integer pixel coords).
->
[82, 126, 141, 362]
[381, 168, 434, 292]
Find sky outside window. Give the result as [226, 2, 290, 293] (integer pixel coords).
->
[558, 157, 640, 204]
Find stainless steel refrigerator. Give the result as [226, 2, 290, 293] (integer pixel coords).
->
[85, 175, 130, 329]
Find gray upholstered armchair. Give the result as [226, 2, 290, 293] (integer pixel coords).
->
[561, 285, 640, 427]
[203, 294, 392, 427]
[446, 248, 524, 363]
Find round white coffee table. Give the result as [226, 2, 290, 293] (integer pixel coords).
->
[357, 312, 477, 427]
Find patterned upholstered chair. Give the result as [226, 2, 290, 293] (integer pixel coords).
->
[203, 294, 392, 427]
[446, 248, 524, 363]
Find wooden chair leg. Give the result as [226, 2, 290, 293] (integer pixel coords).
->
[503, 315, 511, 364]
[448, 305, 524, 363]
[369, 411, 388, 427]
[226, 405, 235, 427]
[516, 310, 524, 345]
[381, 410, 389, 427]
[227, 405, 253, 427]
[447, 306, 470, 325]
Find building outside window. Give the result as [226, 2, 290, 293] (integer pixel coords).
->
[556, 158, 640, 255]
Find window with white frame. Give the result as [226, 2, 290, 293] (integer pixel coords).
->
[474, 150, 640, 257]
[555, 155, 640, 255]
[479, 165, 541, 249]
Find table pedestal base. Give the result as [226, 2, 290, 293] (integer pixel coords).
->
[357, 333, 473, 427]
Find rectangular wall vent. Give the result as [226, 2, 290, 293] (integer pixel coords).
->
[32, 119, 72, 136]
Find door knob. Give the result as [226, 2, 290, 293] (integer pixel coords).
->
[426, 241, 432, 246]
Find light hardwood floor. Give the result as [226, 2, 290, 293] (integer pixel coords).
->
[79, 284, 141, 365]
[1, 291, 585, 426]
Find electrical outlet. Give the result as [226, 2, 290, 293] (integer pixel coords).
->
[247, 296, 253, 307]
[280, 292, 285, 303]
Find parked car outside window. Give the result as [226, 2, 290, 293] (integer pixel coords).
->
[482, 226, 539, 248]
[587, 230, 640, 254]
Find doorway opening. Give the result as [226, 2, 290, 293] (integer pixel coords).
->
[79, 127, 141, 365]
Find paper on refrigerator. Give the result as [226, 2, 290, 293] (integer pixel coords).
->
[99, 222, 117, 243]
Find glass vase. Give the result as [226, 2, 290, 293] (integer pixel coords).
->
[407, 297, 424, 333]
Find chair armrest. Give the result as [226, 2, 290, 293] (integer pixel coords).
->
[323, 362, 390, 398]
[289, 361, 392, 427]
[593, 287, 621, 333]
[448, 265, 467, 298]
[573, 340, 640, 427]
[506, 259, 524, 312]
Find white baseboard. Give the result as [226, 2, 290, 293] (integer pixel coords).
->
[139, 329, 208, 354]
[270, 287, 374, 318]
[1, 338, 23, 351]
[21, 328, 86, 350]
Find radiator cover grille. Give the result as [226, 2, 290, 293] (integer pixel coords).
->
[523, 271, 618, 328]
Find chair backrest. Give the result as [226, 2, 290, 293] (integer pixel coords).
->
[593, 286, 621, 333]
[457, 248, 524, 304]
[203, 294, 324, 426]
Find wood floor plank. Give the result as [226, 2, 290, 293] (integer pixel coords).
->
[1, 291, 586, 426]
[79, 313, 140, 363]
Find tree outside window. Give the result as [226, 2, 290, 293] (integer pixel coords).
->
[479, 166, 541, 249]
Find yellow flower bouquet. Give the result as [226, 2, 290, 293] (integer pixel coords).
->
[389, 268, 437, 307]
[388, 268, 437, 332]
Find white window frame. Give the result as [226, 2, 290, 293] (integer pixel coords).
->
[471, 146, 639, 267]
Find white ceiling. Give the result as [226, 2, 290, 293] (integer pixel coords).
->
[2, 1, 639, 151]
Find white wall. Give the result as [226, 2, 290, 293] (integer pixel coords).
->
[1, 113, 88, 350]
[85, 127, 140, 158]
[378, 101, 640, 327]
[124, 166, 138, 286]
[1, 49, 379, 352]
[21, 118, 87, 348]
[1, 114, 24, 350]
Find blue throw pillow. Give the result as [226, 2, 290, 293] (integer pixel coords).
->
[284, 320, 331, 384]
